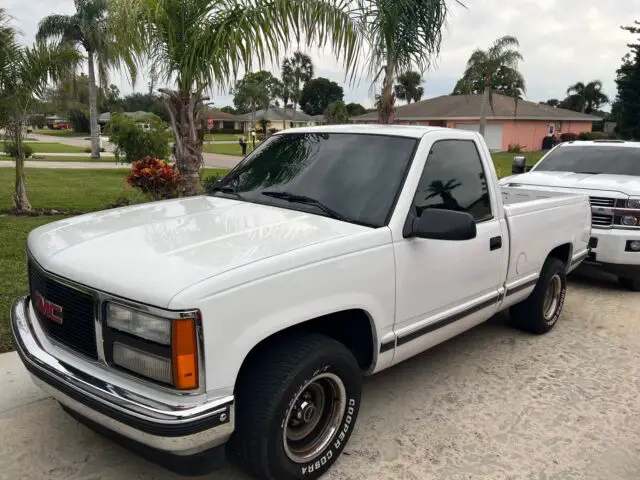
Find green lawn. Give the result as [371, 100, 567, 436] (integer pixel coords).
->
[0, 155, 111, 162]
[24, 142, 87, 153]
[0, 167, 229, 353]
[204, 133, 245, 141]
[491, 151, 546, 178]
[203, 142, 257, 156]
[33, 129, 88, 138]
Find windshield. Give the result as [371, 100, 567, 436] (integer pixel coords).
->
[534, 145, 640, 176]
[212, 132, 418, 227]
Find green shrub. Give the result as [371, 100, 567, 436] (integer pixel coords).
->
[3, 142, 33, 158]
[508, 143, 525, 153]
[106, 113, 170, 163]
[559, 133, 578, 142]
[578, 131, 605, 141]
[67, 107, 91, 133]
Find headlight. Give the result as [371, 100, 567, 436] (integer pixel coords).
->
[113, 342, 173, 384]
[627, 198, 640, 209]
[105, 303, 200, 390]
[106, 303, 171, 345]
[621, 216, 638, 226]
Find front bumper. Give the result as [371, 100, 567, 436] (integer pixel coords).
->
[585, 229, 640, 278]
[11, 296, 235, 458]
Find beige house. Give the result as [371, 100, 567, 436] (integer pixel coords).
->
[239, 107, 325, 133]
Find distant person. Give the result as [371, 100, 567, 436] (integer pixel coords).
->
[239, 138, 247, 156]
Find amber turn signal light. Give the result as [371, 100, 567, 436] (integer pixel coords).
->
[172, 317, 199, 390]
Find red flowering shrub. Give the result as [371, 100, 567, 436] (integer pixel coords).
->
[126, 157, 180, 200]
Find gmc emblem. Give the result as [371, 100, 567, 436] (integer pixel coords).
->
[34, 291, 63, 324]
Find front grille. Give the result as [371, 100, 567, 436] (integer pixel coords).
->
[589, 196, 616, 207]
[28, 260, 98, 359]
[591, 213, 614, 227]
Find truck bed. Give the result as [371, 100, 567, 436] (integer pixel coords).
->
[499, 185, 591, 306]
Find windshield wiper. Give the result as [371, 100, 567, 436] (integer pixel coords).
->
[261, 191, 348, 222]
[210, 185, 246, 200]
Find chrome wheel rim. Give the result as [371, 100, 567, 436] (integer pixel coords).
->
[283, 373, 346, 464]
[543, 274, 562, 322]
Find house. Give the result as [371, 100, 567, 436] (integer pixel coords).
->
[203, 108, 247, 133]
[239, 107, 325, 133]
[351, 94, 600, 151]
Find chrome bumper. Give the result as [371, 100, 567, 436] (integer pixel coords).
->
[10, 296, 235, 456]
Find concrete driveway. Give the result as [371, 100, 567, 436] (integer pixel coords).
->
[2, 268, 640, 480]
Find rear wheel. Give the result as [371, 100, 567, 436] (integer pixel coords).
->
[510, 257, 567, 334]
[619, 276, 640, 291]
[230, 333, 362, 479]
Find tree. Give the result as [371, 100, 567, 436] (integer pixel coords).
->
[540, 99, 560, 107]
[453, 65, 524, 100]
[37, 0, 134, 160]
[0, 9, 79, 211]
[299, 77, 343, 115]
[394, 71, 424, 104]
[565, 81, 609, 114]
[233, 71, 277, 129]
[271, 78, 292, 128]
[220, 106, 236, 115]
[362, 0, 462, 124]
[324, 99, 349, 124]
[614, 21, 640, 139]
[345, 102, 366, 117]
[282, 52, 314, 123]
[458, 35, 524, 137]
[110, 0, 361, 196]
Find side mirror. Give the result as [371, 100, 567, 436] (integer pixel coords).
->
[512, 155, 526, 174]
[406, 209, 477, 241]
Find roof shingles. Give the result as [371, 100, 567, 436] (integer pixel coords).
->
[351, 94, 600, 122]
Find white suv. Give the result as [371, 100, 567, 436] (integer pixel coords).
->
[503, 140, 640, 290]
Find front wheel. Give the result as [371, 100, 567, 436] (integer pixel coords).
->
[230, 333, 362, 479]
[510, 257, 567, 334]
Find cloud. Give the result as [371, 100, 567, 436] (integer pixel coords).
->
[5, 0, 640, 109]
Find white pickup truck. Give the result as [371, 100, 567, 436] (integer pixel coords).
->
[12, 125, 591, 479]
[504, 139, 640, 290]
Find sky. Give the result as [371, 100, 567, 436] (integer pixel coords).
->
[5, 0, 640, 110]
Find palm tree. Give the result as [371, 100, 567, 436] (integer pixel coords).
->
[566, 81, 610, 114]
[362, 0, 463, 124]
[109, 0, 360, 196]
[0, 10, 79, 211]
[281, 52, 314, 126]
[394, 71, 424, 104]
[272, 78, 292, 130]
[459, 35, 524, 137]
[37, 0, 133, 160]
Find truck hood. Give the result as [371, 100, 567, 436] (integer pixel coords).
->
[28, 196, 369, 307]
[503, 171, 640, 197]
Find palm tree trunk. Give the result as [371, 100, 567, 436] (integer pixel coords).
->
[10, 123, 31, 211]
[161, 88, 205, 196]
[479, 84, 490, 138]
[86, 50, 101, 160]
[292, 100, 297, 129]
[283, 104, 287, 130]
[378, 64, 395, 124]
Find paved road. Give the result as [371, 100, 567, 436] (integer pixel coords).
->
[0, 154, 241, 170]
[2, 267, 640, 480]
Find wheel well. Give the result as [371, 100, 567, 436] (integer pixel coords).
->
[235, 310, 375, 389]
[548, 243, 571, 267]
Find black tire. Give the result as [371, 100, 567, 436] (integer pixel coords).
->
[619, 276, 640, 291]
[230, 333, 362, 480]
[510, 257, 567, 335]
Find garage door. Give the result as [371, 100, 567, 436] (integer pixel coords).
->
[455, 124, 504, 152]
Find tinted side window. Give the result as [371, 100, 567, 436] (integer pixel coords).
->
[412, 140, 492, 221]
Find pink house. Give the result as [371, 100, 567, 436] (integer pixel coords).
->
[351, 94, 600, 151]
